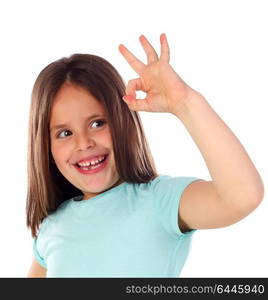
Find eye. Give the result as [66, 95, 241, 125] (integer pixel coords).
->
[56, 119, 106, 139]
[57, 130, 72, 139]
[91, 119, 106, 129]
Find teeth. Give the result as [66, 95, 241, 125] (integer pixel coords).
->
[77, 155, 105, 167]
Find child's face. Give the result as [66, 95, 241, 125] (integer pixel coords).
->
[49, 83, 122, 200]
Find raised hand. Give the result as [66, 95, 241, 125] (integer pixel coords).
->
[118, 33, 198, 115]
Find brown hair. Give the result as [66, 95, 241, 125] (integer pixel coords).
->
[26, 53, 159, 238]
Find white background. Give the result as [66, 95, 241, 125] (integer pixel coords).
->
[0, 0, 267, 277]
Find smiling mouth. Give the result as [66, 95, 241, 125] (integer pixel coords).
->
[75, 154, 109, 171]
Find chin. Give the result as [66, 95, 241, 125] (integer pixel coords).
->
[82, 178, 113, 192]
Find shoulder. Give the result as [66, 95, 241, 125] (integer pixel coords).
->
[131, 175, 202, 202]
[149, 174, 202, 237]
[127, 176, 176, 196]
[38, 199, 73, 231]
[150, 174, 201, 192]
[149, 174, 202, 212]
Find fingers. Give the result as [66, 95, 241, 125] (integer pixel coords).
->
[118, 44, 145, 75]
[139, 35, 159, 64]
[123, 78, 150, 112]
[125, 78, 144, 99]
[122, 95, 151, 112]
[160, 33, 170, 63]
[119, 33, 170, 69]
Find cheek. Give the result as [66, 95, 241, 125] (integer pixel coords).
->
[51, 141, 68, 165]
[95, 130, 114, 150]
[103, 130, 114, 147]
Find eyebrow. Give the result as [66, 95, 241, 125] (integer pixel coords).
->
[50, 114, 103, 132]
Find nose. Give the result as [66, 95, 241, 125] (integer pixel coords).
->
[75, 131, 96, 151]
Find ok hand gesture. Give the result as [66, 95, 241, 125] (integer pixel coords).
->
[118, 33, 198, 115]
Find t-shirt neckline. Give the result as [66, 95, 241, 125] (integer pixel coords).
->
[71, 181, 128, 205]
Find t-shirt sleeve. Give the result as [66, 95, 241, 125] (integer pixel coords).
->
[33, 236, 47, 268]
[151, 175, 204, 238]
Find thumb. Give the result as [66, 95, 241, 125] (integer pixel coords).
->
[123, 78, 150, 112]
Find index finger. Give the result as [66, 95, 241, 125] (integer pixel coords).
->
[118, 44, 146, 75]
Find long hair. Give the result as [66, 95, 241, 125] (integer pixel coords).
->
[26, 53, 159, 238]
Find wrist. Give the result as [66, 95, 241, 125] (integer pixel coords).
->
[171, 89, 206, 121]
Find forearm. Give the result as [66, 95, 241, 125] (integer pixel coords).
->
[173, 91, 264, 208]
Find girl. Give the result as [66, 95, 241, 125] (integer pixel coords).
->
[27, 33, 264, 278]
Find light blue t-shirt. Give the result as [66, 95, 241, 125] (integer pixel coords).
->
[33, 175, 202, 277]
